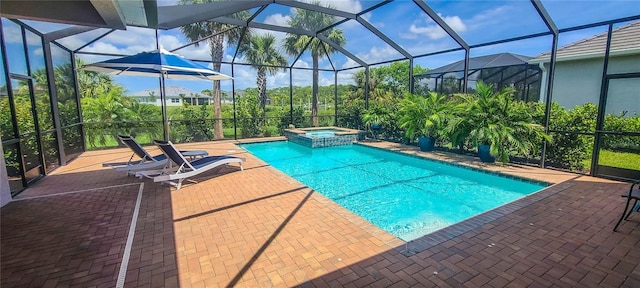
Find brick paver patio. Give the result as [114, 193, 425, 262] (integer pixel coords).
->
[1, 139, 638, 287]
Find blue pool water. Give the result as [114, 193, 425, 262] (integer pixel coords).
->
[240, 141, 546, 241]
[305, 129, 338, 137]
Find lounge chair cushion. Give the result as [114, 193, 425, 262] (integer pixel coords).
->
[190, 155, 243, 170]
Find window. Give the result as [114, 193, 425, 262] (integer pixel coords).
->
[171, 98, 180, 103]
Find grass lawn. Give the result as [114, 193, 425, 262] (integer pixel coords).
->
[223, 128, 237, 138]
[597, 150, 640, 170]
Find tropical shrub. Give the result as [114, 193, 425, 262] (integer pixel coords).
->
[81, 87, 151, 148]
[603, 112, 640, 150]
[292, 106, 311, 128]
[236, 95, 262, 138]
[171, 103, 213, 143]
[337, 98, 365, 130]
[399, 92, 451, 141]
[450, 82, 550, 163]
[528, 102, 594, 171]
[361, 105, 388, 127]
[262, 125, 279, 137]
[377, 99, 405, 142]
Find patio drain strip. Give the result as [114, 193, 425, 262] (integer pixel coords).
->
[116, 183, 144, 288]
[13, 183, 142, 201]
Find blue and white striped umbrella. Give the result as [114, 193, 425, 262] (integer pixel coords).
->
[82, 48, 232, 80]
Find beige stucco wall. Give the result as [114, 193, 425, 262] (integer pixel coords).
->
[0, 141, 12, 207]
[540, 54, 640, 116]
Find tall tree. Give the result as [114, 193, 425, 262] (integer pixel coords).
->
[374, 61, 428, 96]
[351, 69, 393, 101]
[75, 60, 117, 99]
[349, 61, 429, 100]
[179, 0, 248, 139]
[244, 34, 287, 110]
[283, 1, 346, 126]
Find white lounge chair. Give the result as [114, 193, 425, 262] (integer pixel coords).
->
[103, 135, 175, 174]
[152, 140, 244, 190]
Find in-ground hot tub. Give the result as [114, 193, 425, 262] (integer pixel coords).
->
[284, 127, 365, 148]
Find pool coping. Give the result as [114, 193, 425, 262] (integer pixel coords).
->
[284, 126, 363, 136]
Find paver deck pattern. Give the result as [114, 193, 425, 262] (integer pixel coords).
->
[1, 139, 639, 287]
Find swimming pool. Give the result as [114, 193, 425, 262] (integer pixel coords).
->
[240, 141, 546, 241]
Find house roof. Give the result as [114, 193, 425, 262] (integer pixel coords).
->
[416, 53, 533, 77]
[530, 20, 640, 63]
[128, 85, 210, 98]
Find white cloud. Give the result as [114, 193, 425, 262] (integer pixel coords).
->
[318, 76, 333, 86]
[400, 6, 509, 42]
[54, 29, 112, 51]
[300, 0, 363, 14]
[466, 6, 508, 30]
[83, 41, 152, 55]
[77, 26, 213, 62]
[56, 36, 87, 50]
[291, 69, 312, 86]
[340, 58, 360, 69]
[264, 13, 291, 27]
[168, 41, 211, 61]
[75, 53, 118, 64]
[2, 22, 23, 43]
[296, 0, 366, 30]
[226, 65, 256, 89]
[292, 59, 310, 68]
[356, 46, 401, 63]
[81, 27, 157, 55]
[102, 27, 156, 47]
[158, 34, 183, 50]
[405, 15, 467, 40]
[337, 70, 356, 85]
[404, 40, 459, 56]
[266, 70, 288, 87]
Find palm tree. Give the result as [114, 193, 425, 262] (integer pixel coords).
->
[75, 59, 116, 99]
[352, 68, 393, 101]
[244, 34, 287, 111]
[179, 0, 248, 140]
[283, 1, 346, 126]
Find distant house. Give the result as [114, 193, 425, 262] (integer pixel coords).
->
[529, 21, 640, 115]
[128, 86, 212, 107]
[414, 53, 542, 101]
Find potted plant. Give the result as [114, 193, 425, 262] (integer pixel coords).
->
[454, 82, 551, 163]
[399, 92, 451, 152]
[362, 105, 388, 134]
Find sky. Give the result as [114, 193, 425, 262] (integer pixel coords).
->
[3, 0, 639, 95]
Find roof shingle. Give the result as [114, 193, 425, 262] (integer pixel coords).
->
[530, 20, 640, 63]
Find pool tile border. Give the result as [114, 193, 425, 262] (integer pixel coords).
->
[355, 143, 552, 187]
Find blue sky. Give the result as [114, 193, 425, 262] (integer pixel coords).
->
[3, 0, 639, 95]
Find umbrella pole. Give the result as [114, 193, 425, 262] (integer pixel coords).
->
[160, 74, 169, 141]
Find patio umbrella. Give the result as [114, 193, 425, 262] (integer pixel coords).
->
[82, 48, 232, 140]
